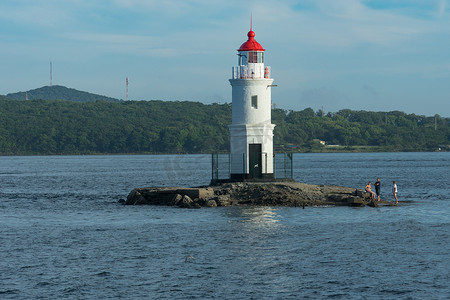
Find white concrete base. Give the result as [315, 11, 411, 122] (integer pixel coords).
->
[228, 123, 275, 177]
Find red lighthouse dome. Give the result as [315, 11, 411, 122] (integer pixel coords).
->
[238, 30, 265, 51]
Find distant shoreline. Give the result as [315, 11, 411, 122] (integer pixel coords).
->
[1, 149, 448, 157]
[1, 97, 448, 154]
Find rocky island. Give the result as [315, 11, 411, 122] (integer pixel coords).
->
[123, 181, 395, 208]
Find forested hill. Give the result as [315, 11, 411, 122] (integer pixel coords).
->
[6, 85, 119, 102]
[0, 99, 448, 155]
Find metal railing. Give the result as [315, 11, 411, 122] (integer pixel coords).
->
[211, 153, 231, 182]
[273, 152, 294, 180]
[211, 152, 293, 182]
[231, 65, 271, 80]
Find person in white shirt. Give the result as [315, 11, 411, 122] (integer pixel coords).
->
[392, 181, 398, 205]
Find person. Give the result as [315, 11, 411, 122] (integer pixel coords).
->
[392, 181, 398, 205]
[374, 178, 381, 201]
[365, 181, 376, 201]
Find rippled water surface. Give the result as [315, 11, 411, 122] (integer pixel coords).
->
[0, 153, 449, 299]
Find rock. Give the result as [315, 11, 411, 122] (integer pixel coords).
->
[174, 188, 213, 201]
[125, 189, 138, 205]
[347, 196, 357, 204]
[206, 199, 217, 207]
[367, 201, 379, 208]
[328, 194, 348, 202]
[126, 189, 148, 205]
[179, 195, 193, 208]
[134, 192, 149, 205]
[124, 182, 394, 209]
[190, 203, 202, 209]
[171, 194, 183, 206]
[362, 192, 372, 199]
[346, 196, 366, 206]
[216, 195, 231, 206]
[118, 198, 125, 204]
[195, 198, 206, 206]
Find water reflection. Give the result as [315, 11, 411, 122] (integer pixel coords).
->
[225, 206, 282, 228]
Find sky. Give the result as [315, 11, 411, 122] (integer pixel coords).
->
[1, 0, 449, 117]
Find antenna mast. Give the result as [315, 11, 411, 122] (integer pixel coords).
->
[50, 62, 53, 86]
[126, 77, 129, 101]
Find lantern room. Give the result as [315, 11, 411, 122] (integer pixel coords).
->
[232, 30, 270, 80]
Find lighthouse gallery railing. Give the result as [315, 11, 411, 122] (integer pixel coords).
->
[232, 65, 271, 80]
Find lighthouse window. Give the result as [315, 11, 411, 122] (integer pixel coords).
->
[248, 52, 264, 63]
[251, 96, 258, 109]
[258, 52, 264, 63]
[248, 52, 257, 63]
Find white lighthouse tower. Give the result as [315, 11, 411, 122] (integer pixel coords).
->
[229, 27, 275, 180]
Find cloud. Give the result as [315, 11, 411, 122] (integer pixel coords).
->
[63, 33, 178, 57]
[0, 1, 73, 28]
[111, 0, 236, 20]
[437, 0, 447, 18]
[256, 0, 442, 52]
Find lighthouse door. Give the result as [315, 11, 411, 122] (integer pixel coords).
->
[249, 144, 262, 179]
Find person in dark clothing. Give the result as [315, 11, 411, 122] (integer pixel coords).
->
[374, 177, 381, 201]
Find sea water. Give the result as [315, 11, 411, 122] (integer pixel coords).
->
[0, 152, 449, 299]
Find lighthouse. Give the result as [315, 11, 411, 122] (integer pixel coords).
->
[229, 27, 275, 180]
